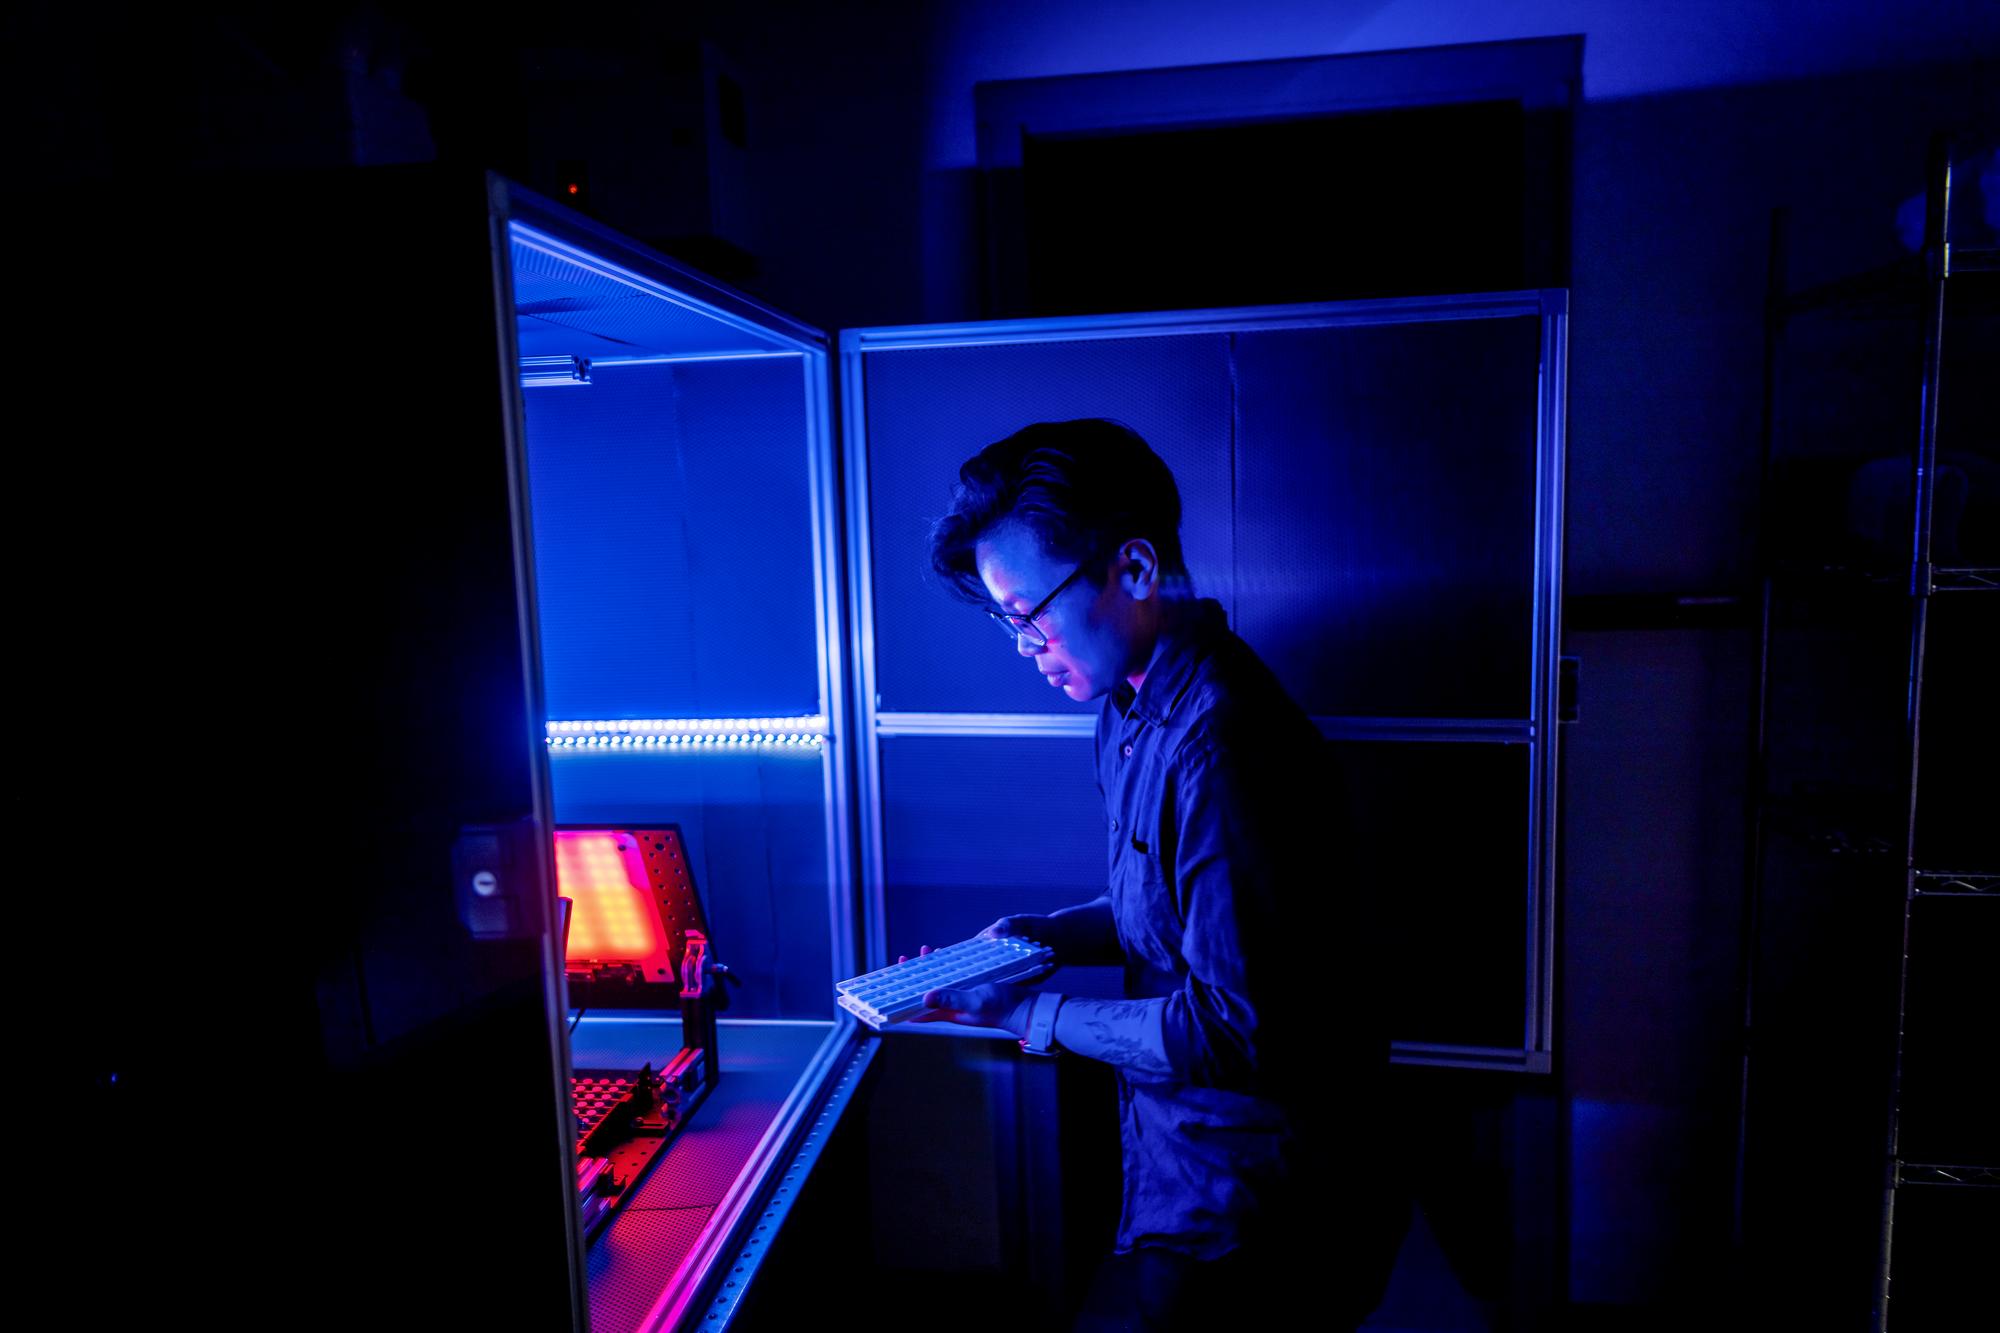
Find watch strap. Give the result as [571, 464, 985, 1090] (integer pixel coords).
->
[1019, 991, 1064, 1057]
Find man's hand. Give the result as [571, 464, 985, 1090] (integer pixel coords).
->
[978, 913, 1075, 961]
[914, 980, 1037, 1034]
[895, 944, 1053, 1034]
[975, 896, 1120, 968]
[978, 913, 1050, 941]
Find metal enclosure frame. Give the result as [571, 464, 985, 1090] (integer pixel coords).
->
[484, 176, 593, 1326]
[502, 188, 859, 1000]
[500, 181, 866, 1331]
[841, 291, 1568, 1072]
[489, 179, 1572, 1325]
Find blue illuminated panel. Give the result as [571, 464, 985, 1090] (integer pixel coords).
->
[863, 334, 1234, 714]
[847, 294, 1565, 1069]
[1233, 317, 1542, 718]
[546, 716, 827, 751]
[550, 749, 833, 1020]
[523, 357, 819, 719]
[879, 734, 1124, 1000]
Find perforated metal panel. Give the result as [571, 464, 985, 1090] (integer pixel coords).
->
[622, 1023, 835, 1209]
[579, 1021, 836, 1330]
[587, 1206, 716, 1333]
[862, 334, 1234, 714]
[511, 228, 783, 360]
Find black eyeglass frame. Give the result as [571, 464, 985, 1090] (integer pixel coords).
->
[986, 560, 1091, 648]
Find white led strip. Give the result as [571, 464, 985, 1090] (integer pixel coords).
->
[545, 716, 827, 751]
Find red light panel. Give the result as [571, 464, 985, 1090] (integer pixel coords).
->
[557, 832, 664, 962]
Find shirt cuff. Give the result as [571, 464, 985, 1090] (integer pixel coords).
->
[1002, 994, 1035, 1039]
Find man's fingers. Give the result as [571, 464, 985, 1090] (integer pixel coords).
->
[906, 987, 968, 1023]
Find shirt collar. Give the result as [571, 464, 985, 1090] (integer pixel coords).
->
[1110, 598, 1228, 727]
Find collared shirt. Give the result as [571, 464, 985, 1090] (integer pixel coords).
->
[1096, 597, 1379, 1258]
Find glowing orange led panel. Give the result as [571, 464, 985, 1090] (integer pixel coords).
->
[556, 832, 665, 962]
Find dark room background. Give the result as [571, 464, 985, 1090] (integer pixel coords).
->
[13, 1, 1995, 1327]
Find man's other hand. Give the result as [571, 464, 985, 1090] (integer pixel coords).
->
[913, 979, 1036, 1035]
[894, 944, 1050, 1034]
[979, 913, 1062, 953]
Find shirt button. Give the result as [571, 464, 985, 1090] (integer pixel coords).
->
[1110, 819, 1119, 833]
[1122, 743, 1134, 757]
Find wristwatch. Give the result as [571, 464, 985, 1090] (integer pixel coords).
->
[1018, 991, 1065, 1058]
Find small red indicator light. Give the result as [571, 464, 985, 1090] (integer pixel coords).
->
[567, 183, 579, 195]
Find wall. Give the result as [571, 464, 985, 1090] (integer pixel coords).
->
[783, 4, 1996, 1318]
[1561, 60, 1992, 1311]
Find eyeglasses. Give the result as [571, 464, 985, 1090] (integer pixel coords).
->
[986, 562, 1088, 649]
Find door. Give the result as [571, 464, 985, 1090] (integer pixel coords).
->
[844, 292, 1567, 1072]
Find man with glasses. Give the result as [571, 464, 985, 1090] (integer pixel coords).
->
[914, 419, 1394, 1331]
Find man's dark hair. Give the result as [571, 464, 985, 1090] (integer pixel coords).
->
[929, 419, 1189, 605]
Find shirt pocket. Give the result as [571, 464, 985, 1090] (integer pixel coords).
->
[1113, 836, 1184, 989]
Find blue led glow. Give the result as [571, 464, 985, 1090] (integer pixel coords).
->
[592, 352, 803, 367]
[544, 716, 828, 753]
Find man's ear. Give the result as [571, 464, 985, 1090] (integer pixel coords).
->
[1118, 538, 1159, 601]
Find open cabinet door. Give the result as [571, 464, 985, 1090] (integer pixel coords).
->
[844, 292, 1567, 1072]
[497, 183, 875, 1332]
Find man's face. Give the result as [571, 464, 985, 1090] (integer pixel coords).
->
[975, 523, 1133, 703]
